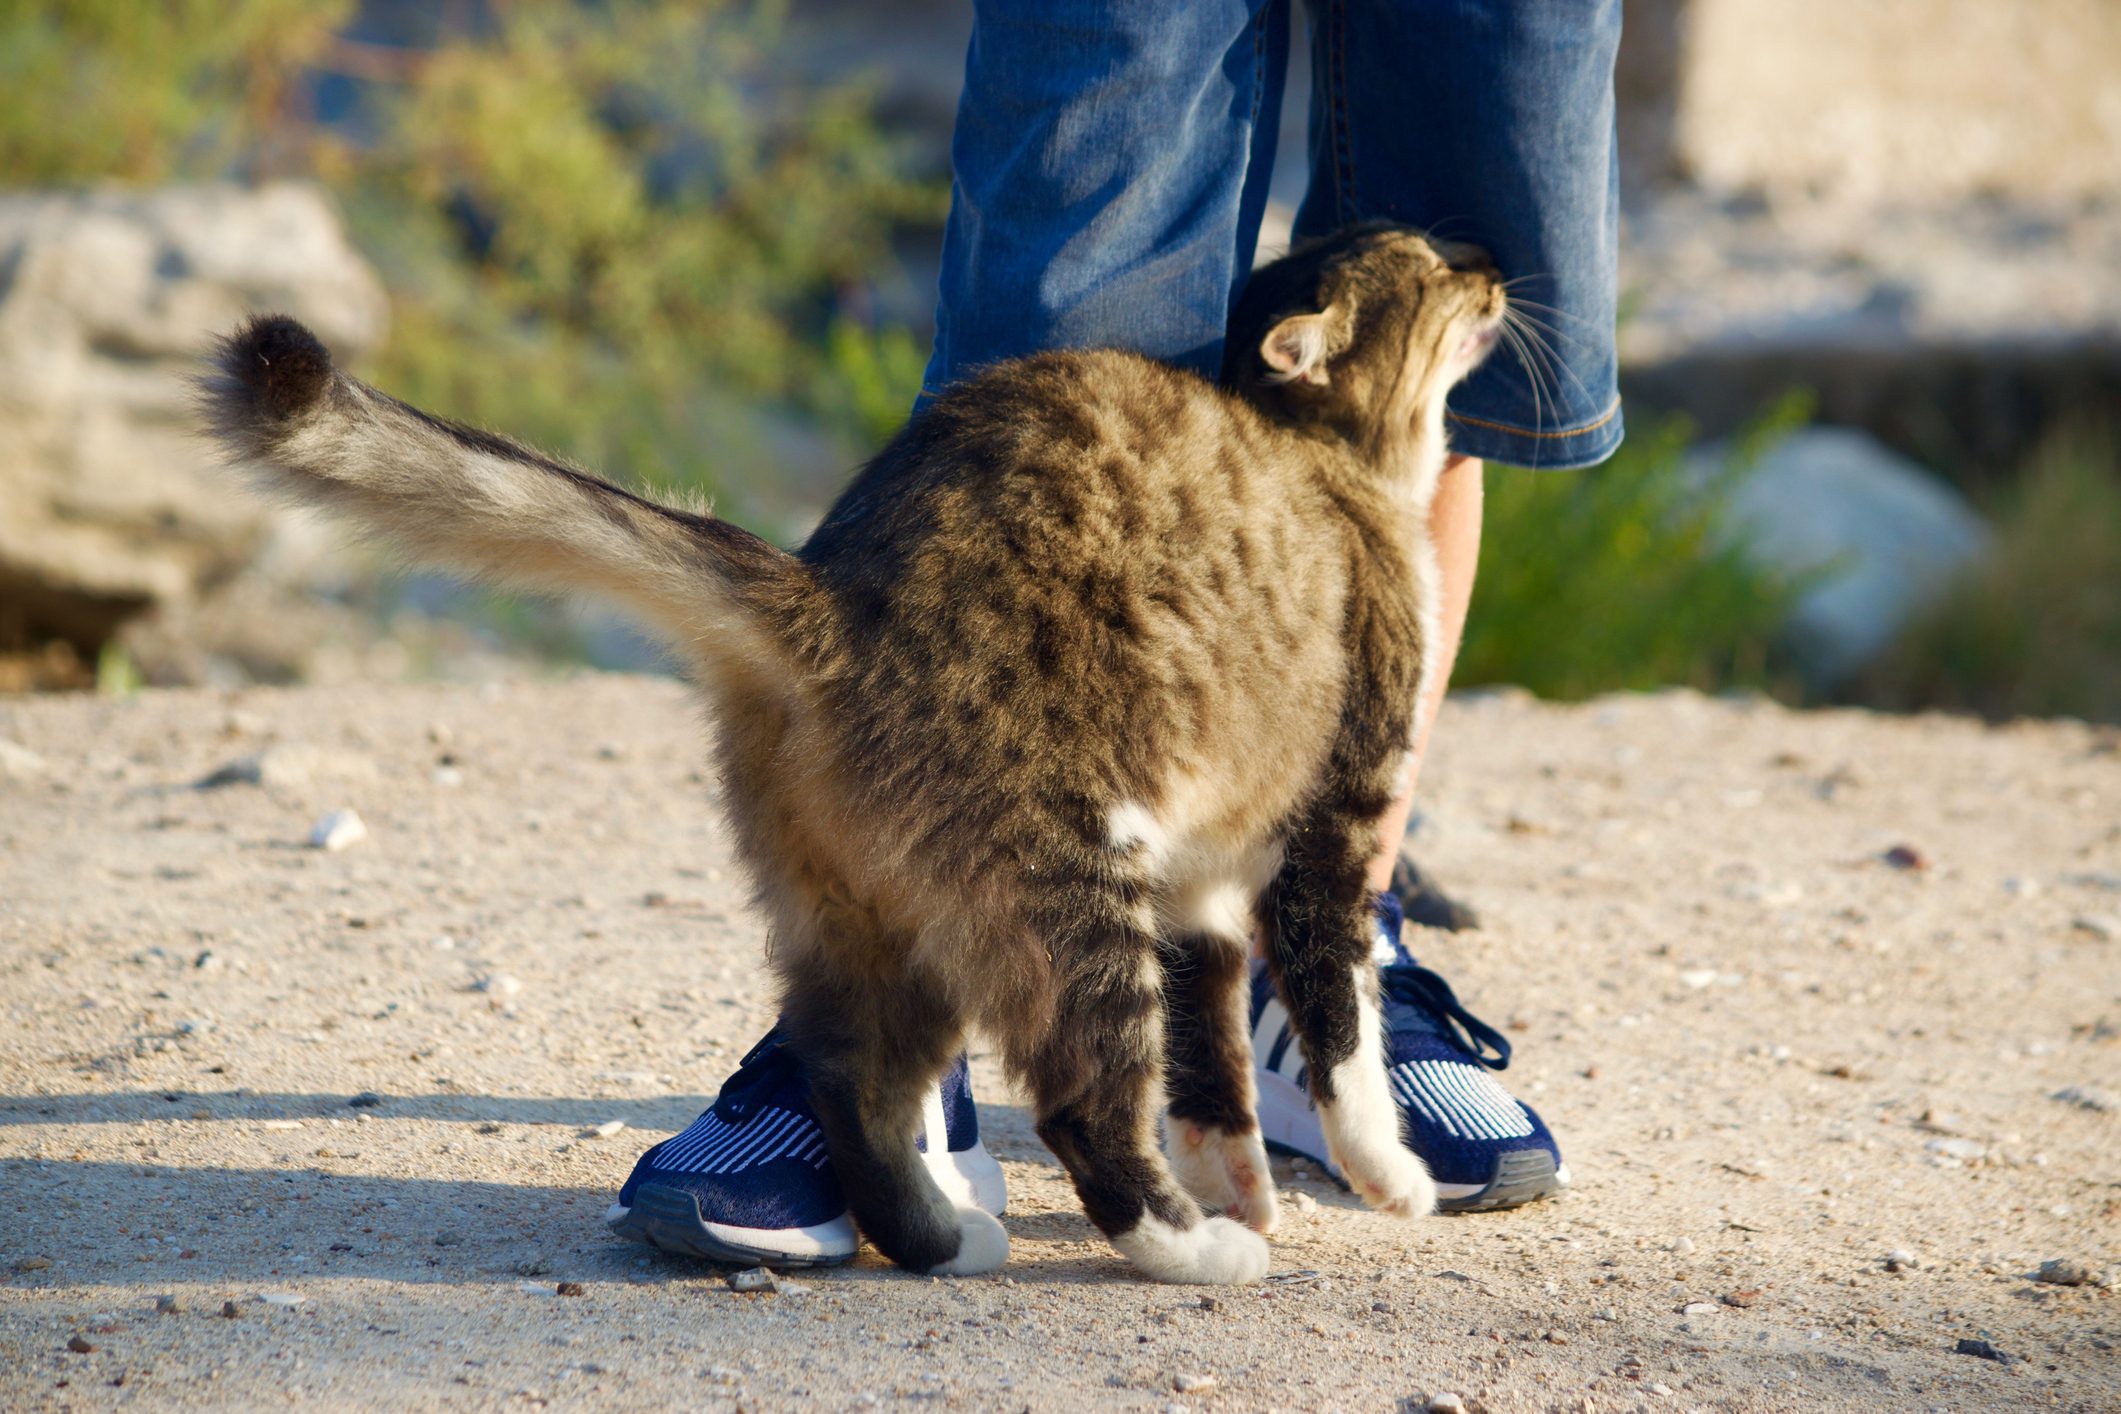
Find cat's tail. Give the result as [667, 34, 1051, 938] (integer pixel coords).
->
[199, 314, 810, 677]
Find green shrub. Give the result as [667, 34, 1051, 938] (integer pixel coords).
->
[1856, 420, 2121, 723]
[1456, 411, 1806, 701]
[0, 0, 934, 500]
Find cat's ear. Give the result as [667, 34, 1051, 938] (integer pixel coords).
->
[1260, 304, 1348, 387]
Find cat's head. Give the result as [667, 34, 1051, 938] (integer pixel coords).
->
[1223, 223, 1506, 446]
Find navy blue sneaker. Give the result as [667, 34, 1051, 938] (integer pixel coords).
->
[606, 1027, 1006, 1265]
[1250, 891, 1567, 1211]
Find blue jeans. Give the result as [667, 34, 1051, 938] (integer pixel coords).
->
[922, 0, 1624, 470]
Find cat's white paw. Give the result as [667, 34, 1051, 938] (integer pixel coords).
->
[1111, 1212, 1271, 1285]
[1324, 1118, 1437, 1219]
[927, 1206, 1009, 1276]
[1168, 1121, 1280, 1234]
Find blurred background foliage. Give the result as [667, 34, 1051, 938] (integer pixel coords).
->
[1856, 420, 2121, 723]
[2, 0, 2109, 716]
[2, 0, 937, 517]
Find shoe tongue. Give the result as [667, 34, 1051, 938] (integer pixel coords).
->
[1370, 889, 1413, 968]
[715, 1028, 801, 1119]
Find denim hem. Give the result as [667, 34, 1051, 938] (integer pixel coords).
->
[1446, 397, 1625, 471]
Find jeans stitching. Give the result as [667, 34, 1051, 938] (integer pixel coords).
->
[1331, 0, 1355, 224]
[1446, 396, 1623, 440]
[1249, 5, 1266, 133]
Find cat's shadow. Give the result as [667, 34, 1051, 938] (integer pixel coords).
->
[1, 1090, 1325, 1290]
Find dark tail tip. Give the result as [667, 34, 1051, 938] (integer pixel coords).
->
[217, 314, 335, 422]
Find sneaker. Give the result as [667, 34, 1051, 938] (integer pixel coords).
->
[1250, 891, 1567, 1211]
[606, 1027, 1006, 1265]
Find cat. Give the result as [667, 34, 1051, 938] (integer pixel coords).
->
[200, 222, 1505, 1285]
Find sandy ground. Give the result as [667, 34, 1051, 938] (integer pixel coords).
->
[0, 675, 2116, 1412]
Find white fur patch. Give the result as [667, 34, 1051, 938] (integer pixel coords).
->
[1105, 801, 1168, 860]
[1317, 968, 1437, 1219]
[927, 1207, 1009, 1276]
[1167, 1121, 1279, 1234]
[1184, 881, 1256, 944]
[1109, 1211, 1270, 1285]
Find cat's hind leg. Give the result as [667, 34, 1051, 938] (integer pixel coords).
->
[783, 967, 1006, 1275]
[1161, 926, 1278, 1234]
[1028, 908, 1269, 1285]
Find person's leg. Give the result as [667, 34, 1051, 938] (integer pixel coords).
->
[1296, 0, 1625, 471]
[618, 0, 1296, 1265]
[1366, 450, 1480, 891]
[1250, 0, 1624, 1212]
[922, 0, 1291, 392]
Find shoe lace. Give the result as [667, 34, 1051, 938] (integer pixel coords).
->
[713, 1026, 803, 1122]
[1378, 961, 1513, 1072]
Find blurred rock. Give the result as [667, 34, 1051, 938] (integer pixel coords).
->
[0, 183, 386, 689]
[1690, 428, 1991, 687]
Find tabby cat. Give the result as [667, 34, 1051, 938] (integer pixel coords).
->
[201, 223, 1505, 1285]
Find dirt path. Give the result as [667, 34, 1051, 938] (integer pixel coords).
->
[1, 677, 2115, 1411]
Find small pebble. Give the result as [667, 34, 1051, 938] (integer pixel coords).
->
[155, 1294, 181, 1314]
[0, 739, 48, 779]
[586, 1120, 626, 1139]
[433, 1232, 465, 1248]
[1954, 1337, 2011, 1364]
[2071, 914, 2119, 942]
[1288, 1191, 1317, 1215]
[14, 1257, 50, 1272]
[2051, 1085, 2117, 1113]
[1680, 1301, 1719, 1317]
[1721, 1288, 1762, 1308]
[726, 1268, 776, 1294]
[1197, 1296, 1221, 1312]
[308, 808, 368, 852]
[1174, 1373, 1216, 1394]
[1884, 1250, 1917, 1272]
[67, 1334, 95, 1353]
[1882, 844, 1929, 871]
[220, 1301, 241, 1319]
[514, 1258, 553, 1277]
[1425, 1395, 1469, 1414]
[515, 1281, 555, 1297]
[1666, 1237, 1695, 1255]
[1925, 1137, 1986, 1162]
[2034, 1259, 2091, 1286]
[556, 1282, 586, 1297]
[256, 1292, 307, 1307]
[348, 1092, 383, 1109]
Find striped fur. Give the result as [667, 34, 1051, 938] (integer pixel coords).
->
[198, 225, 1506, 1283]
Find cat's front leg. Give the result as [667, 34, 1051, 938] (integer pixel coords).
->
[1263, 812, 1437, 1221]
[1311, 963, 1437, 1218]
